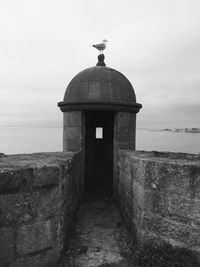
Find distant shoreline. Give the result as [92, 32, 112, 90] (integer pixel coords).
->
[1, 125, 200, 134]
[160, 128, 200, 134]
[137, 128, 200, 134]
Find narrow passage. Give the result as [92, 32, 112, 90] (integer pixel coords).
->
[58, 192, 200, 267]
[59, 191, 136, 267]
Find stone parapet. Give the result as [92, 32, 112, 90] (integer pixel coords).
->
[116, 150, 200, 260]
[0, 152, 83, 266]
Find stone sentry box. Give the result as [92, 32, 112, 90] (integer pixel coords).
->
[58, 55, 142, 192]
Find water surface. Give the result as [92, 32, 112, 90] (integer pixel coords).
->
[0, 127, 199, 155]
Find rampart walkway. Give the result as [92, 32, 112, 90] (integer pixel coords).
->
[59, 191, 136, 267]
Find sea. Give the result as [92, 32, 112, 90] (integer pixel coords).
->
[0, 127, 200, 155]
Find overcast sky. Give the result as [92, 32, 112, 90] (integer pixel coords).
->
[0, 0, 200, 129]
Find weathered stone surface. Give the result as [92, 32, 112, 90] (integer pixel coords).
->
[0, 152, 75, 192]
[89, 81, 102, 98]
[65, 81, 89, 102]
[50, 217, 62, 248]
[0, 192, 38, 226]
[0, 151, 83, 266]
[0, 168, 33, 194]
[33, 165, 60, 187]
[167, 194, 200, 223]
[63, 111, 82, 127]
[142, 212, 200, 248]
[16, 220, 52, 255]
[143, 189, 168, 217]
[13, 254, 41, 267]
[130, 158, 146, 185]
[117, 150, 200, 258]
[115, 128, 135, 142]
[116, 142, 135, 150]
[144, 161, 192, 195]
[0, 227, 14, 263]
[13, 247, 59, 267]
[63, 138, 82, 151]
[118, 112, 133, 127]
[38, 186, 61, 220]
[63, 126, 82, 140]
[59, 196, 134, 267]
[132, 181, 144, 209]
[61, 66, 137, 104]
[115, 112, 136, 141]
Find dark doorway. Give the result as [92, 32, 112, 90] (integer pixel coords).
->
[85, 111, 114, 193]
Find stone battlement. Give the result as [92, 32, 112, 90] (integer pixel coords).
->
[0, 152, 83, 266]
[116, 150, 200, 258]
[1, 150, 200, 265]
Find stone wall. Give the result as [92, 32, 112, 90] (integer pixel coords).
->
[63, 111, 83, 152]
[2, 148, 200, 265]
[113, 112, 136, 199]
[114, 112, 136, 150]
[116, 150, 200, 258]
[0, 152, 83, 266]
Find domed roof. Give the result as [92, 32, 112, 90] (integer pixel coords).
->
[58, 57, 142, 113]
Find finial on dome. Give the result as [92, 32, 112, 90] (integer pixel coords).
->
[97, 54, 106, 66]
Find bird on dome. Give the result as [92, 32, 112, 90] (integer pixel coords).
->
[92, 39, 108, 54]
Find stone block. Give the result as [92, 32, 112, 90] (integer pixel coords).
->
[0, 227, 14, 263]
[132, 202, 143, 226]
[62, 173, 72, 198]
[66, 84, 80, 101]
[122, 174, 132, 195]
[144, 161, 191, 195]
[188, 165, 200, 198]
[109, 81, 119, 99]
[116, 112, 136, 128]
[67, 82, 88, 101]
[118, 156, 132, 189]
[79, 82, 89, 99]
[63, 111, 82, 127]
[113, 83, 131, 101]
[132, 181, 145, 208]
[117, 141, 135, 150]
[12, 247, 59, 267]
[130, 158, 146, 185]
[102, 81, 113, 99]
[16, 220, 52, 255]
[115, 126, 136, 142]
[88, 82, 101, 99]
[63, 138, 82, 152]
[50, 217, 62, 248]
[41, 247, 60, 266]
[13, 254, 41, 267]
[38, 187, 61, 220]
[0, 168, 33, 194]
[142, 212, 200, 248]
[63, 126, 82, 140]
[100, 81, 113, 99]
[117, 150, 200, 258]
[167, 194, 200, 223]
[143, 189, 168, 217]
[0, 192, 39, 226]
[33, 166, 60, 187]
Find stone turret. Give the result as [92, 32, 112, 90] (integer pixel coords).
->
[58, 55, 142, 149]
[58, 54, 142, 191]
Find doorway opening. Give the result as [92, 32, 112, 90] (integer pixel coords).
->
[84, 111, 114, 196]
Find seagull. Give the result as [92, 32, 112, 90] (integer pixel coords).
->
[92, 39, 108, 53]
